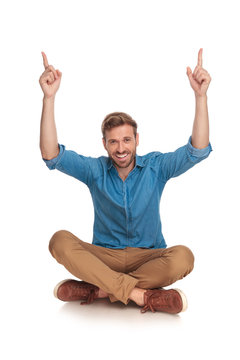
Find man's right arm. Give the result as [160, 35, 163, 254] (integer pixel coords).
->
[39, 52, 62, 160]
[40, 96, 59, 160]
[39, 52, 96, 187]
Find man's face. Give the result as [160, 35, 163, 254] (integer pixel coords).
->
[102, 124, 139, 171]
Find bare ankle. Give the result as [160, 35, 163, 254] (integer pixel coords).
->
[129, 287, 147, 306]
[97, 288, 109, 298]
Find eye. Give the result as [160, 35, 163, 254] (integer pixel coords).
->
[124, 138, 131, 143]
[109, 140, 116, 144]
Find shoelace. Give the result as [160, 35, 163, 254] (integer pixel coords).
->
[80, 288, 98, 305]
[140, 289, 167, 313]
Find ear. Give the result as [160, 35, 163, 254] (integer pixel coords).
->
[102, 137, 107, 151]
[136, 133, 139, 147]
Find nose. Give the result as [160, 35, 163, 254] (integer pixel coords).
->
[117, 141, 125, 153]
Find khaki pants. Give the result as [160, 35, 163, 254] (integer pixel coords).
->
[49, 230, 194, 305]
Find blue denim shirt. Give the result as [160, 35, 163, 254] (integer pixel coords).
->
[43, 136, 212, 249]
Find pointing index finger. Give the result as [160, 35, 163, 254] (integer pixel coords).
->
[198, 48, 203, 67]
[41, 51, 49, 69]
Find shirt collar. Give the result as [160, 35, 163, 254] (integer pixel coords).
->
[107, 154, 145, 170]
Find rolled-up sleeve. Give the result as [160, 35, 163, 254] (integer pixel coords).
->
[186, 136, 212, 160]
[158, 136, 213, 182]
[42, 144, 93, 186]
[42, 144, 65, 170]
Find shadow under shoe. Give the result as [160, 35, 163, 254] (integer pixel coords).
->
[141, 288, 188, 314]
[54, 279, 99, 305]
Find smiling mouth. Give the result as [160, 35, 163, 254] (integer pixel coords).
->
[115, 153, 128, 160]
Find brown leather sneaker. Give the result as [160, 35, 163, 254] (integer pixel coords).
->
[54, 279, 99, 305]
[141, 288, 188, 314]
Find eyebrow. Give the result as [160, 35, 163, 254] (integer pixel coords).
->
[108, 136, 133, 141]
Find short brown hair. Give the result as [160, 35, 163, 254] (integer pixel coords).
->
[101, 112, 138, 139]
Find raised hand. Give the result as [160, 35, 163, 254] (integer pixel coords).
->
[39, 52, 62, 99]
[186, 49, 211, 97]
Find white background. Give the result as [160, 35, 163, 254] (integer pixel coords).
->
[1, 0, 239, 358]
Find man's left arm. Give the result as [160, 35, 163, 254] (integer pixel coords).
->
[157, 49, 212, 182]
[186, 48, 211, 149]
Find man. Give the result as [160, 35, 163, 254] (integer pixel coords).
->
[39, 49, 212, 314]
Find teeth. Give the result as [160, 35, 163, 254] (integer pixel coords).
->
[116, 154, 127, 158]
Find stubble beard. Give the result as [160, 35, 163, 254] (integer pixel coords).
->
[110, 150, 136, 169]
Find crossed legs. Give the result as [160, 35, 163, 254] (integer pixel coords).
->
[49, 230, 194, 306]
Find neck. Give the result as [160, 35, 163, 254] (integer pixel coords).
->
[115, 159, 136, 181]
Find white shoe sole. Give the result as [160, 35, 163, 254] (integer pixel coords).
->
[53, 279, 73, 299]
[173, 288, 188, 312]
